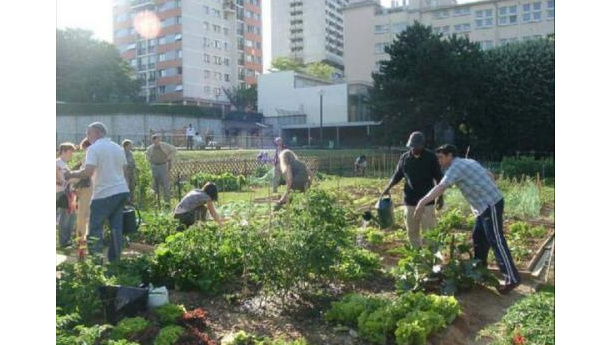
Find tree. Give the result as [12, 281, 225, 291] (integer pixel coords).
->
[270, 56, 306, 72]
[369, 22, 485, 148]
[222, 84, 258, 112]
[471, 38, 555, 158]
[306, 61, 334, 80]
[57, 28, 141, 103]
[270, 56, 334, 81]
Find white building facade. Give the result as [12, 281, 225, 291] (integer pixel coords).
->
[270, 0, 349, 72]
[258, 71, 378, 147]
[343, 0, 555, 85]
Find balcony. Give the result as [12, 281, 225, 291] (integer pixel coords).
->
[223, 0, 236, 13]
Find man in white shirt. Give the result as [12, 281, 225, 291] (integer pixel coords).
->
[65, 122, 130, 262]
[57, 142, 76, 248]
[185, 123, 195, 150]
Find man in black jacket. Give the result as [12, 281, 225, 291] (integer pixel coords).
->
[381, 132, 443, 248]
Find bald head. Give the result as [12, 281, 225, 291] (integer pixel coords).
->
[87, 122, 107, 144]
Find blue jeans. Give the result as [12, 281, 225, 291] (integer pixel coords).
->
[57, 192, 75, 247]
[57, 207, 76, 247]
[88, 192, 129, 262]
[473, 199, 521, 285]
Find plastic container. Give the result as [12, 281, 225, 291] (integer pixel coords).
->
[147, 285, 169, 309]
[375, 195, 395, 229]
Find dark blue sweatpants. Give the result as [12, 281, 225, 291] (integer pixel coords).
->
[473, 199, 521, 285]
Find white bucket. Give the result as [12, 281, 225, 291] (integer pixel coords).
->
[147, 285, 169, 309]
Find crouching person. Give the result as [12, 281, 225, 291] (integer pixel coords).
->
[173, 182, 223, 230]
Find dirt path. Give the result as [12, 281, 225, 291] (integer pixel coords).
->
[166, 277, 538, 345]
[430, 282, 536, 345]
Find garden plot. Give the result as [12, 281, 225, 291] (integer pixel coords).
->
[57, 176, 554, 345]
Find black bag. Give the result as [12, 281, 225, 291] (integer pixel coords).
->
[98, 285, 148, 325]
[56, 192, 69, 209]
[123, 205, 141, 234]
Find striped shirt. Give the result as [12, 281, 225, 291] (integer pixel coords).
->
[439, 158, 502, 216]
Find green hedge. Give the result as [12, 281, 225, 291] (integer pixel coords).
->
[500, 156, 554, 179]
[57, 103, 222, 118]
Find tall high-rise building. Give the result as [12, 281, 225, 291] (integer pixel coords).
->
[343, 0, 555, 85]
[270, 0, 348, 73]
[112, 0, 262, 107]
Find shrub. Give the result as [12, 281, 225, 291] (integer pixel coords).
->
[190, 172, 246, 191]
[500, 156, 554, 179]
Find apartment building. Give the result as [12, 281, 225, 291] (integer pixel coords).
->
[344, 0, 555, 85]
[112, 0, 262, 108]
[271, 0, 349, 73]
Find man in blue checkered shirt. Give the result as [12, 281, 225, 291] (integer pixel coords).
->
[414, 144, 521, 295]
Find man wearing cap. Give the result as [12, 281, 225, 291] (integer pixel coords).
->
[381, 131, 444, 248]
[272, 137, 287, 193]
[146, 134, 177, 205]
[65, 122, 130, 262]
[414, 144, 521, 294]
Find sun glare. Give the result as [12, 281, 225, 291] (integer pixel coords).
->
[133, 10, 161, 39]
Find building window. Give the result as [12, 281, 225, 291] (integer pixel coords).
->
[203, 5, 209, 14]
[159, 69, 167, 78]
[204, 86, 211, 95]
[547, 1, 554, 19]
[203, 21, 210, 30]
[475, 9, 494, 28]
[175, 33, 182, 41]
[433, 10, 449, 19]
[224, 58, 230, 66]
[523, 2, 542, 23]
[434, 25, 451, 35]
[177, 49, 182, 59]
[391, 22, 407, 34]
[213, 24, 221, 33]
[374, 24, 389, 34]
[204, 54, 210, 63]
[374, 42, 389, 54]
[498, 6, 518, 26]
[214, 56, 222, 65]
[204, 70, 211, 79]
[453, 7, 470, 16]
[224, 74, 230, 82]
[454, 23, 471, 33]
[159, 85, 166, 94]
[175, 85, 183, 92]
[158, 53, 166, 61]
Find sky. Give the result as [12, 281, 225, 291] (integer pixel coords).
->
[56, 0, 483, 72]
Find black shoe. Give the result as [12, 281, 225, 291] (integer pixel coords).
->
[497, 282, 520, 295]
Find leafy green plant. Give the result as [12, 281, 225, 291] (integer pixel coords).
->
[327, 292, 460, 345]
[154, 325, 185, 345]
[221, 330, 309, 345]
[154, 304, 187, 326]
[325, 293, 390, 327]
[134, 211, 180, 245]
[333, 248, 383, 281]
[500, 156, 554, 179]
[111, 316, 150, 340]
[56, 259, 116, 323]
[107, 340, 141, 345]
[478, 291, 554, 345]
